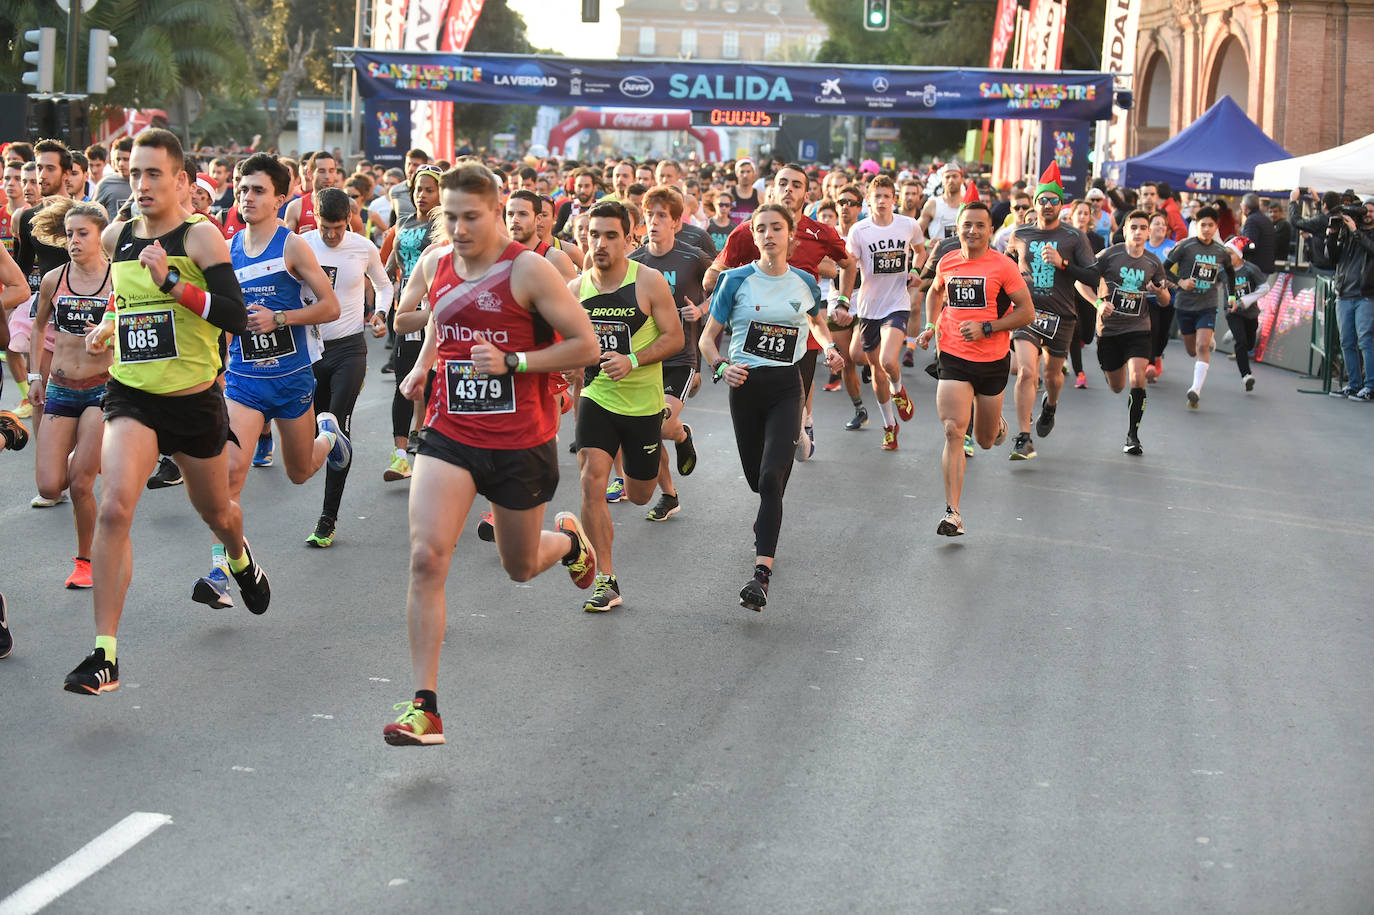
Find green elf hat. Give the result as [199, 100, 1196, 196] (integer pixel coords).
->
[1035, 161, 1065, 201]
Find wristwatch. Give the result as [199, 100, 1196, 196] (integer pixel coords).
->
[158, 267, 180, 295]
[982, 321, 994, 338]
[504, 351, 521, 373]
[274, 311, 288, 329]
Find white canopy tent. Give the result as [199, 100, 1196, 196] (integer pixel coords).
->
[1253, 132, 1374, 194]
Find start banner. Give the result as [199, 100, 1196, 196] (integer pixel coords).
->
[352, 51, 1115, 123]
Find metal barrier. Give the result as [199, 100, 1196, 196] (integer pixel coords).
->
[1308, 275, 1342, 393]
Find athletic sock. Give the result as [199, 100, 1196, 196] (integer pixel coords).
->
[320, 429, 338, 450]
[1128, 387, 1146, 436]
[1193, 360, 1209, 391]
[562, 530, 582, 563]
[95, 635, 116, 663]
[878, 399, 897, 426]
[850, 393, 863, 408]
[211, 542, 228, 572]
[414, 689, 438, 715]
[226, 548, 250, 574]
[395, 448, 407, 460]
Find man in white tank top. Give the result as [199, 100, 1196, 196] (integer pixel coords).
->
[921, 162, 966, 246]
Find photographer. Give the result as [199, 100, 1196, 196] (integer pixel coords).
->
[1326, 197, 1374, 400]
[1289, 187, 1343, 269]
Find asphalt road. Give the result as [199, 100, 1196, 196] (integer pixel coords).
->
[2, 337, 1371, 914]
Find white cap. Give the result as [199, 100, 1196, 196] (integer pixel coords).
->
[736, 156, 755, 169]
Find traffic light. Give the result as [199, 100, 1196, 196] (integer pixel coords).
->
[26, 97, 57, 138]
[88, 29, 118, 95]
[22, 28, 57, 94]
[863, 0, 890, 31]
[54, 98, 91, 150]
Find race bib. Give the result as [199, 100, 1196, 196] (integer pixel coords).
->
[444, 360, 515, 415]
[1191, 261, 1219, 285]
[321, 264, 338, 288]
[27, 267, 41, 295]
[1110, 289, 1145, 317]
[873, 249, 906, 275]
[54, 295, 106, 336]
[403, 301, 426, 343]
[946, 276, 987, 309]
[1028, 310, 1061, 340]
[943, 224, 957, 239]
[118, 310, 178, 362]
[592, 320, 632, 355]
[239, 326, 297, 362]
[742, 321, 799, 363]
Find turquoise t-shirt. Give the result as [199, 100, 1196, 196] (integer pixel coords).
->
[709, 263, 822, 369]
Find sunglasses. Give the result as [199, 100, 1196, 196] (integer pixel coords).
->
[1012, 204, 1030, 211]
[1035, 196, 1062, 206]
[838, 198, 861, 207]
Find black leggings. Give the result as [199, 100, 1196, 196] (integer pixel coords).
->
[728, 364, 802, 560]
[1149, 299, 1175, 361]
[1226, 310, 1260, 376]
[313, 333, 367, 521]
[392, 337, 423, 440]
[1069, 298, 1097, 375]
[798, 348, 819, 400]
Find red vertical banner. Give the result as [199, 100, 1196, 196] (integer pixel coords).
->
[980, 0, 1020, 163]
[432, 0, 487, 162]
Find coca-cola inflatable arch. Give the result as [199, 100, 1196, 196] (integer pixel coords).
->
[548, 109, 723, 162]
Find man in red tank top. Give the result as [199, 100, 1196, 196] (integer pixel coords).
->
[381, 161, 600, 748]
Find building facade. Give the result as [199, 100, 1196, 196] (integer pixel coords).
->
[616, 0, 827, 62]
[1131, 0, 1374, 157]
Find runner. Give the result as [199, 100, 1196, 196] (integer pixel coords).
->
[915, 199, 1032, 535]
[919, 162, 965, 244]
[302, 187, 394, 547]
[1003, 163, 1100, 459]
[825, 185, 870, 428]
[506, 189, 577, 280]
[552, 167, 600, 238]
[699, 203, 845, 611]
[1074, 209, 1171, 455]
[730, 158, 762, 223]
[629, 185, 711, 522]
[536, 195, 585, 269]
[1222, 235, 1268, 393]
[28, 200, 113, 587]
[572, 200, 682, 610]
[1143, 212, 1177, 382]
[64, 127, 267, 695]
[382, 162, 600, 746]
[1162, 206, 1235, 409]
[839, 175, 920, 451]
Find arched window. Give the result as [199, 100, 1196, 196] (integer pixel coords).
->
[1141, 51, 1171, 129]
[1208, 37, 1249, 110]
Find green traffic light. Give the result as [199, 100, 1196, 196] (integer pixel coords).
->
[870, 10, 883, 24]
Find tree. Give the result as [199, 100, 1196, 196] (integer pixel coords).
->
[449, 0, 542, 151]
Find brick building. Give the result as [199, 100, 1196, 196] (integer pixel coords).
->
[616, 0, 827, 62]
[1131, 0, 1374, 157]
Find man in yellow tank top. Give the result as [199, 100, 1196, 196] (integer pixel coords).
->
[62, 128, 270, 696]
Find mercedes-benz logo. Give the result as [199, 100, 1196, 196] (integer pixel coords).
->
[872, 77, 889, 93]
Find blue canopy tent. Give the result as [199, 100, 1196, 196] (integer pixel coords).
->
[1104, 96, 1290, 194]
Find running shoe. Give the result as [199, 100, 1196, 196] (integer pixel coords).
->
[1009, 432, 1036, 460]
[251, 435, 275, 467]
[902, 347, 915, 368]
[380, 362, 395, 374]
[477, 510, 495, 542]
[31, 491, 67, 508]
[0, 410, 30, 451]
[63, 647, 118, 695]
[993, 415, 1009, 447]
[1035, 397, 1056, 438]
[1350, 387, 1374, 403]
[555, 511, 597, 589]
[1075, 371, 1087, 389]
[13, 398, 32, 419]
[583, 574, 622, 612]
[1243, 374, 1256, 392]
[739, 576, 769, 612]
[845, 406, 869, 430]
[383, 453, 412, 481]
[795, 423, 815, 462]
[1186, 387, 1200, 409]
[1124, 433, 1143, 456]
[822, 375, 842, 392]
[937, 505, 964, 537]
[229, 540, 271, 615]
[676, 423, 697, 476]
[317, 412, 352, 471]
[1145, 362, 1158, 383]
[306, 516, 335, 548]
[646, 493, 680, 522]
[192, 567, 234, 609]
[65, 557, 92, 590]
[1330, 383, 1355, 398]
[605, 478, 626, 503]
[0, 593, 11, 659]
[963, 433, 975, 457]
[880, 424, 898, 451]
[861, 365, 872, 385]
[382, 700, 445, 746]
[891, 386, 915, 422]
[146, 456, 184, 489]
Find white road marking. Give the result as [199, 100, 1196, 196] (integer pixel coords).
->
[0, 812, 172, 915]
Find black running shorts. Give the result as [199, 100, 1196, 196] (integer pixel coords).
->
[1096, 330, 1152, 373]
[102, 377, 233, 460]
[938, 351, 1011, 397]
[1012, 312, 1077, 359]
[415, 428, 559, 511]
[662, 365, 696, 403]
[574, 397, 663, 481]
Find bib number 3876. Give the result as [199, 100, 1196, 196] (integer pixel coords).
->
[445, 360, 515, 415]
[117, 309, 178, 362]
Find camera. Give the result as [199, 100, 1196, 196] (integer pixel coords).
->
[1338, 203, 1369, 221]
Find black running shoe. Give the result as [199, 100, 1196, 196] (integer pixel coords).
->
[1009, 432, 1036, 460]
[675, 424, 697, 476]
[476, 510, 495, 542]
[739, 576, 769, 612]
[63, 647, 118, 695]
[844, 406, 869, 430]
[1124, 434, 1143, 456]
[306, 516, 336, 548]
[937, 505, 964, 536]
[646, 493, 680, 522]
[1035, 397, 1056, 438]
[146, 455, 184, 489]
[902, 347, 914, 368]
[229, 540, 271, 615]
[0, 593, 11, 659]
[584, 575, 622, 612]
[861, 365, 872, 385]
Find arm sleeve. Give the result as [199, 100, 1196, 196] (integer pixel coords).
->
[15, 211, 35, 276]
[553, 201, 572, 238]
[365, 244, 396, 317]
[1064, 235, 1100, 285]
[187, 262, 248, 335]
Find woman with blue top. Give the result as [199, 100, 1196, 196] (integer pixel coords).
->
[699, 203, 846, 612]
[1144, 211, 1178, 381]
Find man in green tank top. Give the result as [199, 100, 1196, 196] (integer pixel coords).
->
[62, 128, 268, 697]
[568, 200, 682, 613]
